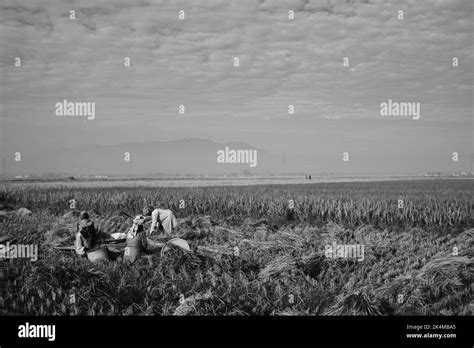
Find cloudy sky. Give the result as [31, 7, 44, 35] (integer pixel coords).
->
[0, 0, 472, 175]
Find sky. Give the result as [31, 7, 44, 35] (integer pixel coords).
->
[0, 0, 473, 175]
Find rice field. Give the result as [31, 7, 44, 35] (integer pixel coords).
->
[0, 179, 472, 316]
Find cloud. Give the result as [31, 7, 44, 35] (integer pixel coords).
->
[0, 0, 472, 172]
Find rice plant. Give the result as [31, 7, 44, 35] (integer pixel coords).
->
[0, 179, 472, 315]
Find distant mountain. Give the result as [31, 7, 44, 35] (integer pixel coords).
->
[17, 138, 281, 175]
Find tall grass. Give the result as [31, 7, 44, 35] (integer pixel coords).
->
[1, 180, 472, 232]
[0, 179, 472, 316]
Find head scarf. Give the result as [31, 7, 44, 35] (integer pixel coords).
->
[142, 206, 154, 216]
[127, 214, 147, 239]
[78, 219, 94, 238]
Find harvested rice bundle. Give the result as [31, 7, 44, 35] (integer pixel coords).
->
[176, 216, 213, 239]
[197, 245, 233, 257]
[418, 256, 472, 294]
[258, 255, 298, 282]
[224, 214, 243, 225]
[173, 290, 213, 316]
[241, 217, 270, 236]
[323, 223, 350, 239]
[227, 309, 250, 316]
[45, 221, 77, 246]
[323, 290, 383, 316]
[396, 228, 432, 246]
[419, 255, 472, 274]
[353, 226, 391, 249]
[239, 239, 283, 251]
[253, 226, 269, 241]
[374, 273, 423, 301]
[248, 218, 268, 227]
[0, 211, 9, 222]
[279, 231, 305, 243]
[212, 226, 243, 239]
[181, 215, 212, 228]
[268, 230, 305, 248]
[161, 244, 202, 270]
[458, 247, 474, 258]
[299, 226, 322, 239]
[274, 308, 306, 316]
[452, 229, 474, 247]
[374, 255, 472, 313]
[299, 251, 330, 278]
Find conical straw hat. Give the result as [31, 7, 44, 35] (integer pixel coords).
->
[161, 238, 190, 257]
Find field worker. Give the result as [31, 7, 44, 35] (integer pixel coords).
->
[75, 211, 99, 256]
[142, 205, 178, 236]
[123, 214, 149, 264]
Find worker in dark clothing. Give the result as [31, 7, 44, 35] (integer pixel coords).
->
[123, 215, 149, 264]
[75, 211, 99, 256]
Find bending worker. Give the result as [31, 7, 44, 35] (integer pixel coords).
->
[142, 204, 178, 236]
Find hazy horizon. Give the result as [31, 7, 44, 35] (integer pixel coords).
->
[1, 0, 473, 176]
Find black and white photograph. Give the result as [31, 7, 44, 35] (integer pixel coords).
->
[0, 0, 472, 346]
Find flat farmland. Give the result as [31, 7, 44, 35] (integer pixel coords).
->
[0, 179, 472, 315]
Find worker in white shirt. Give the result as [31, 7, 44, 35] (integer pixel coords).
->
[142, 205, 178, 236]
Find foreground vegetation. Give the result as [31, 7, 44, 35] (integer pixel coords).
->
[0, 179, 472, 315]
